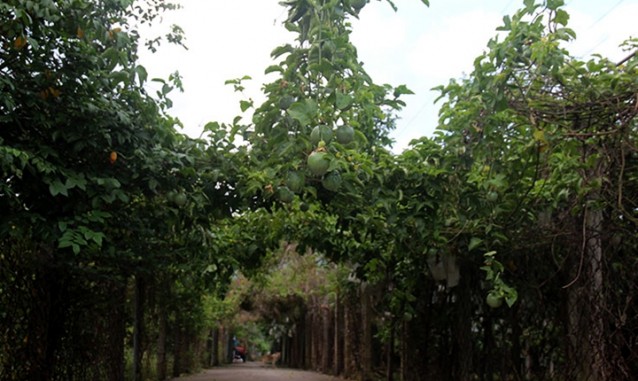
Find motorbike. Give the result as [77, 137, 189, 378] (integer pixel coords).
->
[233, 345, 247, 362]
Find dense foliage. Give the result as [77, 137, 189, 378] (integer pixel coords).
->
[1, 0, 637, 380]
[0, 0, 268, 379]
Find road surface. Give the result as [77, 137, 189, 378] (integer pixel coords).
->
[171, 361, 344, 381]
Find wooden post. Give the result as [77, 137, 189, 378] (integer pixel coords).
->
[334, 291, 344, 376]
[322, 306, 331, 372]
[156, 305, 167, 380]
[211, 327, 219, 366]
[133, 275, 145, 381]
[362, 283, 373, 381]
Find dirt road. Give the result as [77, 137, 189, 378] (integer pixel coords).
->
[171, 361, 343, 381]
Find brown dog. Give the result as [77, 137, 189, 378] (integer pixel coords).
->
[261, 352, 281, 367]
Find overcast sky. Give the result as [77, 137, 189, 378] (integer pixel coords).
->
[139, 0, 638, 153]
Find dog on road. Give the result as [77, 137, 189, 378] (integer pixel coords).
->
[261, 352, 281, 367]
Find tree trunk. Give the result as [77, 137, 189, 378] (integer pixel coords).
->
[585, 206, 607, 381]
[107, 281, 126, 381]
[453, 261, 472, 381]
[157, 304, 167, 380]
[133, 275, 145, 381]
[313, 309, 321, 370]
[567, 202, 608, 381]
[361, 284, 373, 381]
[226, 329, 234, 364]
[172, 324, 182, 377]
[400, 320, 408, 381]
[509, 305, 523, 380]
[343, 300, 352, 378]
[322, 306, 331, 372]
[386, 320, 395, 381]
[293, 312, 305, 368]
[305, 310, 313, 368]
[211, 327, 220, 366]
[333, 292, 344, 376]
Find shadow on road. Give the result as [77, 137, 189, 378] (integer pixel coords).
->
[171, 361, 343, 381]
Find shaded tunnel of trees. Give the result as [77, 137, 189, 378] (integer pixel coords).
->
[1, 0, 637, 380]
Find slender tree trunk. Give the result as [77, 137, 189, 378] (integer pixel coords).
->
[133, 275, 145, 381]
[334, 292, 344, 376]
[482, 314, 495, 380]
[305, 310, 313, 368]
[35, 268, 55, 381]
[361, 284, 373, 381]
[24, 252, 57, 381]
[282, 335, 289, 365]
[322, 306, 331, 372]
[343, 296, 353, 378]
[107, 281, 126, 381]
[172, 320, 182, 377]
[400, 320, 408, 381]
[226, 329, 234, 364]
[294, 313, 305, 368]
[311, 311, 317, 369]
[211, 327, 219, 366]
[509, 305, 523, 380]
[313, 309, 321, 370]
[567, 199, 608, 381]
[157, 305, 167, 380]
[386, 320, 395, 381]
[453, 261, 472, 381]
[586, 206, 607, 380]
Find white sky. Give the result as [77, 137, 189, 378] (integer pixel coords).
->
[139, 0, 638, 153]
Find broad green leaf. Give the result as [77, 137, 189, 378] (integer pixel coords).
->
[240, 100, 252, 112]
[287, 99, 318, 126]
[264, 65, 283, 74]
[148, 178, 159, 191]
[135, 65, 148, 84]
[271, 44, 294, 59]
[110, 70, 129, 85]
[49, 179, 69, 196]
[547, 0, 565, 11]
[335, 91, 353, 110]
[505, 287, 518, 307]
[393, 84, 414, 97]
[468, 237, 483, 251]
[65, 175, 87, 191]
[554, 9, 569, 26]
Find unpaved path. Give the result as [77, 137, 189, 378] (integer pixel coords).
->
[171, 361, 343, 381]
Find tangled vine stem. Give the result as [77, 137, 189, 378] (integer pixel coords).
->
[617, 50, 638, 67]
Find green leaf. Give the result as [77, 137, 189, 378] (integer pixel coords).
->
[547, 0, 565, 11]
[264, 65, 283, 74]
[240, 100, 252, 112]
[393, 84, 414, 97]
[204, 121, 220, 132]
[554, 9, 569, 26]
[335, 91, 353, 110]
[148, 178, 159, 191]
[65, 175, 87, 191]
[287, 99, 318, 126]
[505, 291, 518, 307]
[135, 65, 148, 84]
[468, 237, 483, 251]
[49, 179, 69, 197]
[271, 44, 294, 59]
